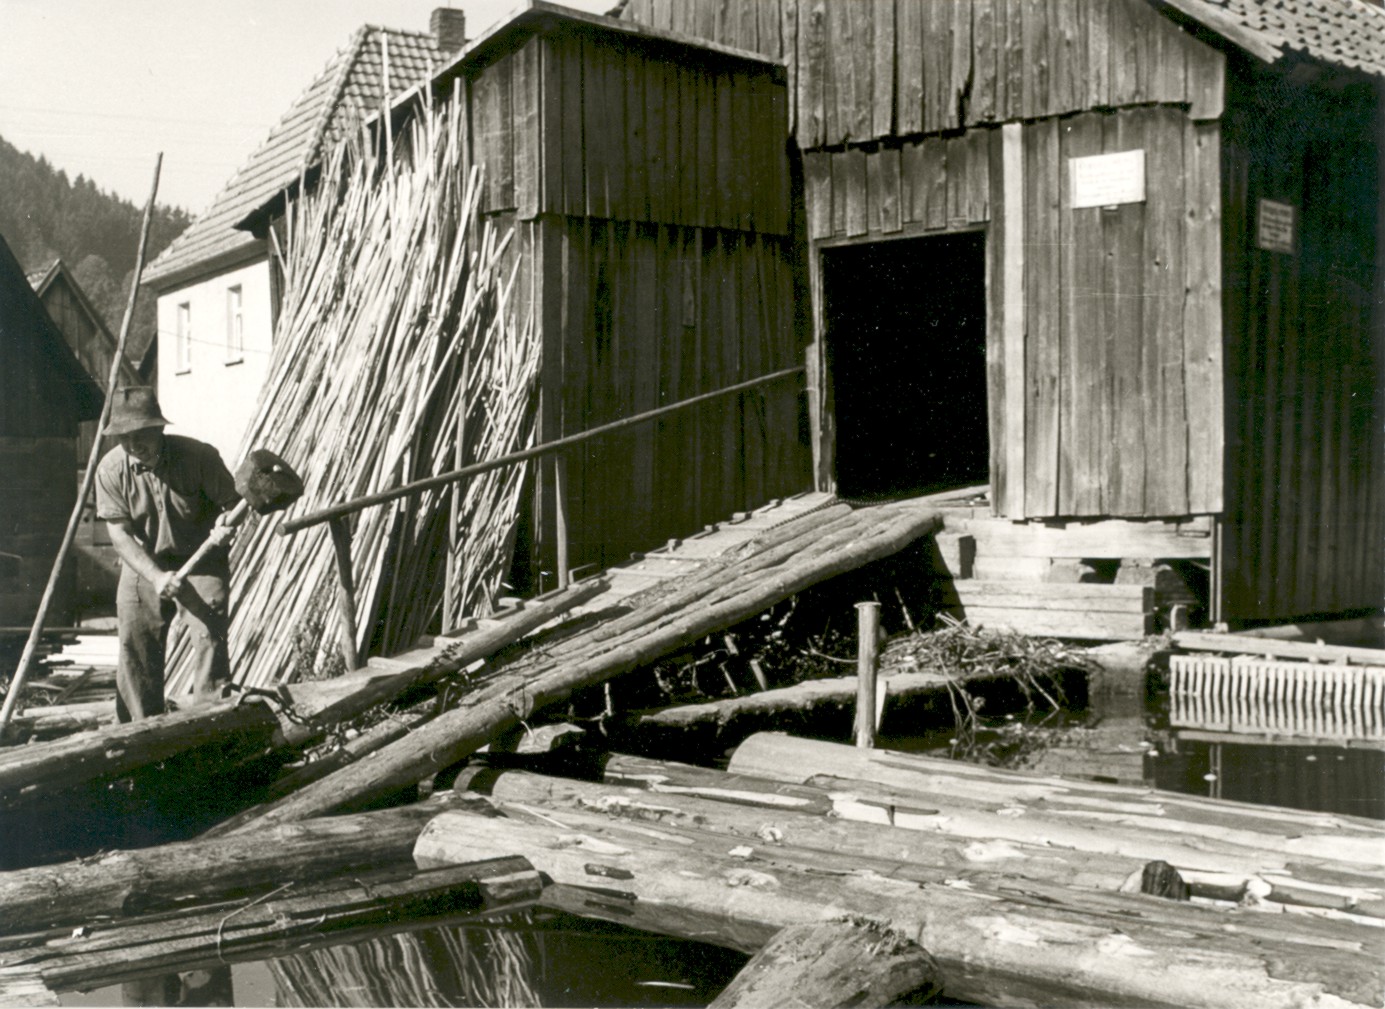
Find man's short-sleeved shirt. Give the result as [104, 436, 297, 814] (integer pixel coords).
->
[95, 434, 240, 558]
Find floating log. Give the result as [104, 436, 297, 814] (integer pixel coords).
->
[726, 734, 1385, 914]
[469, 767, 1146, 891]
[708, 921, 941, 1009]
[2, 857, 541, 994]
[225, 500, 943, 830]
[0, 792, 501, 936]
[480, 762, 1381, 916]
[415, 807, 1385, 1009]
[619, 669, 1007, 752]
[0, 700, 280, 811]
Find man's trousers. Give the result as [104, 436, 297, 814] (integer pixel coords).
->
[115, 559, 230, 723]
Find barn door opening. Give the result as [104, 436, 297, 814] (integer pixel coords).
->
[823, 233, 989, 499]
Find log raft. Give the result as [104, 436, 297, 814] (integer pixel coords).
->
[415, 804, 1385, 1009]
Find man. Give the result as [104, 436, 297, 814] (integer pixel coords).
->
[95, 387, 240, 721]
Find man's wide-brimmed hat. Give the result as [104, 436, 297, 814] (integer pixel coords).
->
[106, 386, 170, 437]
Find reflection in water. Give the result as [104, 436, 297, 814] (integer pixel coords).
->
[271, 915, 540, 1008]
[120, 967, 233, 1007]
[268, 911, 744, 1008]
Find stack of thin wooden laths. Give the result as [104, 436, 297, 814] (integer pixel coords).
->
[168, 84, 538, 694]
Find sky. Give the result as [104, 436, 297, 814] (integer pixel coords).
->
[0, 0, 609, 215]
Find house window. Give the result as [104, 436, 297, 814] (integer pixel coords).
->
[176, 302, 192, 373]
[225, 285, 244, 364]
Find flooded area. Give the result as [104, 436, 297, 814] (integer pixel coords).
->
[55, 671, 1383, 1008]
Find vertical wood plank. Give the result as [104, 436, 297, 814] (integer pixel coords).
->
[1085, 0, 1111, 110]
[922, 0, 948, 134]
[986, 128, 1008, 513]
[1141, 107, 1188, 516]
[1104, 111, 1147, 516]
[514, 39, 540, 219]
[1108, 0, 1141, 107]
[897, 0, 924, 135]
[580, 38, 607, 219]
[1186, 35, 1226, 120]
[645, 56, 670, 224]
[805, 152, 833, 240]
[1150, 11, 1188, 104]
[1002, 0, 1026, 121]
[947, 134, 970, 226]
[538, 38, 563, 216]
[698, 66, 719, 227]
[1000, 122, 1026, 518]
[843, 147, 869, 237]
[872, 0, 895, 139]
[625, 49, 649, 223]
[967, 127, 991, 222]
[1021, 0, 1047, 120]
[781, 0, 799, 136]
[823, 0, 849, 145]
[1059, 112, 1105, 515]
[971, 0, 998, 124]
[678, 67, 698, 225]
[605, 43, 628, 221]
[922, 135, 947, 230]
[948, 0, 972, 130]
[758, 0, 784, 59]
[1024, 118, 1060, 517]
[560, 34, 585, 218]
[850, 1, 875, 141]
[728, 67, 753, 231]
[830, 151, 849, 235]
[799, 0, 827, 149]
[874, 146, 902, 234]
[1184, 120, 1222, 514]
[1051, 0, 1084, 114]
[900, 140, 924, 223]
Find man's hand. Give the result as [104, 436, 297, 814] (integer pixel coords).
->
[154, 570, 185, 600]
[207, 511, 238, 548]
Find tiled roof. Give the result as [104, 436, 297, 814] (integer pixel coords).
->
[144, 26, 445, 289]
[1163, 0, 1385, 77]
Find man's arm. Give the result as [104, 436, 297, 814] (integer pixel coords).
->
[107, 519, 183, 599]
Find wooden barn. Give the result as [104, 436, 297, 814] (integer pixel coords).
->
[251, 0, 1382, 634]
[604, 0, 1382, 630]
[0, 236, 104, 626]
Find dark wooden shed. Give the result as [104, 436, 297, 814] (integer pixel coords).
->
[608, 0, 1383, 627]
[425, 5, 813, 589]
[0, 235, 104, 626]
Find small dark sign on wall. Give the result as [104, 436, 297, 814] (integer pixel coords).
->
[1256, 199, 1297, 254]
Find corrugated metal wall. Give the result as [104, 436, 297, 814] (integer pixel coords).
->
[1219, 57, 1385, 621]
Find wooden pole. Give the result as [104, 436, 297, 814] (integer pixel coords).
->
[1, 155, 163, 728]
[327, 517, 361, 671]
[553, 453, 570, 590]
[279, 366, 806, 535]
[854, 601, 880, 748]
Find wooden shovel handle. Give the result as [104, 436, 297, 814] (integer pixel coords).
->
[174, 499, 250, 582]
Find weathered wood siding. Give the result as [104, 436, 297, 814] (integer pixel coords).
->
[1219, 59, 1384, 621]
[515, 217, 808, 578]
[473, 31, 790, 236]
[460, 28, 809, 584]
[621, 0, 1225, 143]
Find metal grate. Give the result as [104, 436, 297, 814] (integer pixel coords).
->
[1170, 654, 1385, 740]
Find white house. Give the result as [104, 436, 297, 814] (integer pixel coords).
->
[143, 11, 466, 464]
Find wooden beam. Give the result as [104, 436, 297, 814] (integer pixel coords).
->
[1001, 122, 1026, 517]
[1173, 631, 1385, 667]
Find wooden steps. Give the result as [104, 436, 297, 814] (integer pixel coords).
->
[927, 493, 1210, 640]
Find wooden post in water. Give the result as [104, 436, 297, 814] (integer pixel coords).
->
[854, 602, 881, 748]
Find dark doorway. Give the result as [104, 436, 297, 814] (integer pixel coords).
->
[824, 233, 989, 499]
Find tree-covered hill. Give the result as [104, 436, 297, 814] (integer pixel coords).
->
[0, 134, 191, 364]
